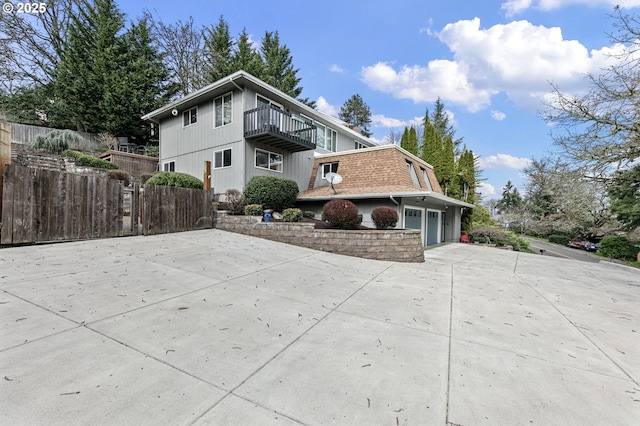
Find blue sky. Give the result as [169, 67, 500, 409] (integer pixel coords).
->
[119, 0, 640, 200]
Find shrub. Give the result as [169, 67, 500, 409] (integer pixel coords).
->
[468, 226, 507, 244]
[322, 199, 360, 229]
[282, 208, 303, 222]
[96, 133, 118, 150]
[106, 169, 130, 186]
[145, 171, 203, 189]
[62, 150, 118, 170]
[303, 210, 315, 219]
[225, 189, 245, 214]
[244, 175, 299, 211]
[371, 206, 398, 229]
[599, 236, 639, 261]
[30, 129, 85, 153]
[548, 234, 571, 246]
[244, 204, 264, 216]
[140, 173, 153, 183]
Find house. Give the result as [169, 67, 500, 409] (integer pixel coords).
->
[142, 70, 472, 246]
[297, 144, 474, 245]
[141, 70, 376, 196]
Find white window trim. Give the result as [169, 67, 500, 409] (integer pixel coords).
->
[214, 148, 232, 169]
[214, 92, 233, 128]
[163, 161, 175, 172]
[321, 162, 339, 179]
[182, 107, 197, 128]
[255, 148, 283, 173]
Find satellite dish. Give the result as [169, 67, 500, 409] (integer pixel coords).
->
[326, 172, 343, 184]
[326, 172, 342, 194]
[171, 108, 179, 116]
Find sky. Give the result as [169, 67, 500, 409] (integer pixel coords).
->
[118, 0, 640, 201]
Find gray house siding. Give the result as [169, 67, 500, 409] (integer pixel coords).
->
[147, 71, 377, 200]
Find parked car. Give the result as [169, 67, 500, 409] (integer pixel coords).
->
[567, 240, 587, 249]
[585, 242, 600, 252]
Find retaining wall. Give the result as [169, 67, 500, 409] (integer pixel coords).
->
[216, 213, 425, 263]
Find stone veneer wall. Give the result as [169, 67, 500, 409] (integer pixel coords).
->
[216, 213, 425, 263]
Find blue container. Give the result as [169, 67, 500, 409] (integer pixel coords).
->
[264, 213, 272, 222]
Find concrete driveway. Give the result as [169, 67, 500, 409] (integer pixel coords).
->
[1, 230, 639, 425]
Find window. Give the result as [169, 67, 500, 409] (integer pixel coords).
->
[321, 162, 339, 179]
[355, 141, 367, 150]
[214, 148, 232, 169]
[255, 148, 283, 172]
[163, 161, 175, 172]
[183, 107, 197, 127]
[214, 93, 232, 127]
[421, 168, 433, 190]
[315, 122, 337, 151]
[315, 123, 326, 149]
[326, 128, 337, 151]
[407, 161, 421, 188]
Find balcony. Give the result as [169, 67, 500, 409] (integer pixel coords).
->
[244, 106, 316, 152]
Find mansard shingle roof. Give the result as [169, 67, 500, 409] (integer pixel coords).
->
[299, 144, 446, 198]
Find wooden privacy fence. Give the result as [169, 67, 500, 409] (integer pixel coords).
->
[1, 164, 213, 245]
[141, 184, 213, 236]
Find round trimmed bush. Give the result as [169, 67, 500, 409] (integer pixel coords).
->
[145, 172, 203, 189]
[371, 206, 398, 229]
[282, 208, 303, 222]
[599, 236, 639, 261]
[106, 169, 130, 186]
[322, 199, 360, 229]
[244, 175, 299, 211]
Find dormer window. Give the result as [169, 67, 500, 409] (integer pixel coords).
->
[421, 168, 433, 190]
[407, 161, 421, 188]
[322, 162, 339, 179]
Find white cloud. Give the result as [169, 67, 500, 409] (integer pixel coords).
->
[502, 0, 640, 16]
[361, 17, 615, 113]
[362, 60, 492, 112]
[329, 64, 345, 73]
[316, 96, 339, 117]
[477, 182, 497, 196]
[491, 110, 506, 121]
[478, 153, 531, 170]
[371, 114, 423, 128]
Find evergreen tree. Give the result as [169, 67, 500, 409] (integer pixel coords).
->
[457, 146, 476, 203]
[259, 31, 302, 99]
[203, 16, 234, 83]
[497, 180, 523, 213]
[606, 165, 640, 230]
[338, 94, 372, 137]
[400, 126, 418, 155]
[120, 17, 177, 143]
[421, 115, 443, 178]
[230, 28, 263, 78]
[56, 0, 127, 133]
[55, 0, 175, 141]
[400, 127, 409, 151]
[440, 135, 456, 196]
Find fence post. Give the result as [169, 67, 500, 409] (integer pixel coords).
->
[0, 121, 11, 222]
[204, 160, 211, 191]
